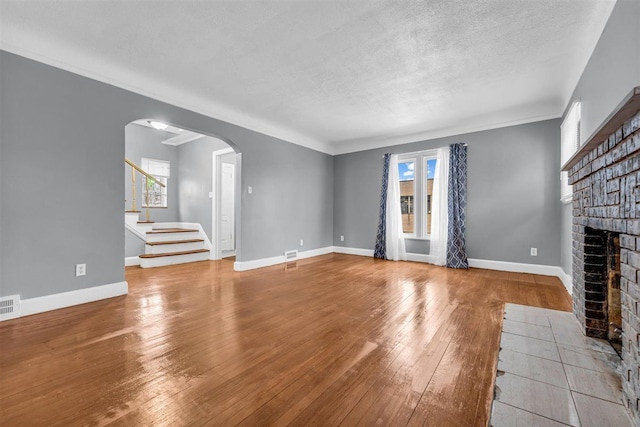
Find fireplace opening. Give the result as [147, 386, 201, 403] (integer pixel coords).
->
[606, 231, 622, 355]
[583, 227, 622, 355]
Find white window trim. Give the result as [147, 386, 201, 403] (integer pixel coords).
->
[560, 101, 581, 204]
[398, 149, 438, 239]
[422, 155, 437, 239]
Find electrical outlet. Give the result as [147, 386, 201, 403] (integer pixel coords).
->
[248, 186, 253, 194]
[340, 235, 345, 242]
[300, 239, 304, 246]
[530, 248, 537, 256]
[75, 263, 86, 277]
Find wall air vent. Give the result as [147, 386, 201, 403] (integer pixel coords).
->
[284, 250, 298, 261]
[0, 295, 21, 321]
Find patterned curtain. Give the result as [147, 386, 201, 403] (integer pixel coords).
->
[374, 154, 391, 259]
[446, 143, 468, 268]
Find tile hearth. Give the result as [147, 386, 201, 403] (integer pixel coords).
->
[491, 303, 633, 427]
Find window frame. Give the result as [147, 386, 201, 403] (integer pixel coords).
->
[560, 101, 581, 204]
[398, 157, 417, 238]
[397, 149, 437, 240]
[141, 157, 170, 208]
[423, 156, 437, 239]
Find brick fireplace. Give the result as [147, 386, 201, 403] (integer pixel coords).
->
[566, 87, 640, 423]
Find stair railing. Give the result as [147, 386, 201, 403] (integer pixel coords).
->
[125, 158, 166, 223]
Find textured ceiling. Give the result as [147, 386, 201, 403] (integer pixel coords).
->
[0, 0, 616, 154]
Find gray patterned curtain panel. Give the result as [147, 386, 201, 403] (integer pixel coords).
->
[374, 154, 391, 259]
[446, 143, 468, 268]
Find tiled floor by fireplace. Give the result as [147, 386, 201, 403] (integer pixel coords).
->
[491, 303, 633, 427]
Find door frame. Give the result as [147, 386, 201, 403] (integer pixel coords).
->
[220, 162, 235, 254]
[211, 147, 235, 260]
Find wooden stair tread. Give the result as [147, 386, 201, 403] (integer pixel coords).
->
[138, 221, 155, 224]
[146, 239, 204, 246]
[146, 228, 199, 234]
[140, 249, 209, 259]
[125, 210, 141, 213]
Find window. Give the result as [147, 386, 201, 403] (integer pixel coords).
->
[560, 101, 581, 203]
[398, 151, 437, 238]
[141, 157, 169, 208]
[398, 159, 416, 234]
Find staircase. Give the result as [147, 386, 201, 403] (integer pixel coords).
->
[125, 213, 211, 268]
[124, 158, 211, 268]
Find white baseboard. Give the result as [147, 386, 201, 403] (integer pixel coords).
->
[559, 270, 573, 296]
[231, 247, 571, 293]
[221, 250, 236, 258]
[234, 254, 283, 271]
[125, 256, 141, 266]
[407, 255, 571, 290]
[298, 246, 335, 260]
[20, 281, 128, 318]
[332, 246, 375, 257]
[406, 253, 434, 263]
[467, 258, 565, 277]
[333, 249, 434, 264]
[234, 246, 334, 271]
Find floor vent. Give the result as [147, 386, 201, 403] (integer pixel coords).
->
[284, 250, 298, 261]
[284, 250, 298, 270]
[0, 295, 21, 321]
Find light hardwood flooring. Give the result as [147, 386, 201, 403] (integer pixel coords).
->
[0, 254, 572, 426]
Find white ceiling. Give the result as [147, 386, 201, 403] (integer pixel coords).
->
[132, 119, 205, 146]
[0, 0, 616, 155]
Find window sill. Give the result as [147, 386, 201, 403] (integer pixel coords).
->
[403, 236, 431, 241]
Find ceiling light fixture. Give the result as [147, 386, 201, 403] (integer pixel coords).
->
[149, 120, 169, 130]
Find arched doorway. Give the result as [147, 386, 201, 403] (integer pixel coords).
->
[124, 118, 241, 266]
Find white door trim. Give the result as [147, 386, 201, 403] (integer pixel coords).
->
[220, 162, 235, 252]
[212, 147, 235, 260]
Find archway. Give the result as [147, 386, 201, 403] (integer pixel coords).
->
[124, 118, 241, 266]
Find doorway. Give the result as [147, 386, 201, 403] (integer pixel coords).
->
[220, 162, 235, 255]
[212, 147, 237, 259]
[124, 119, 239, 264]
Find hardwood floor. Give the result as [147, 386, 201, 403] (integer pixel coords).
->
[0, 254, 572, 426]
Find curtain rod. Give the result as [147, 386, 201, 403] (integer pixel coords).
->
[382, 143, 467, 158]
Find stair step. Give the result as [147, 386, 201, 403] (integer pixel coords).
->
[140, 249, 209, 259]
[126, 210, 141, 213]
[146, 239, 204, 246]
[138, 221, 155, 224]
[147, 228, 199, 234]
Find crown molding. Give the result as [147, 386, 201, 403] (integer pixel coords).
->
[0, 41, 334, 155]
[329, 113, 562, 155]
[0, 41, 562, 157]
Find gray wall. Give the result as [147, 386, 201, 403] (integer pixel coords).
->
[125, 231, 144, 258]
[0, 50, 334, 299]
[334, 119, 562, 266]
[125, 123, 180, 223]
[177, 136, 230, 242]
[569, 0, 640, 146]
[242, 138, 334, 257]
[560, 0, 640, 276]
